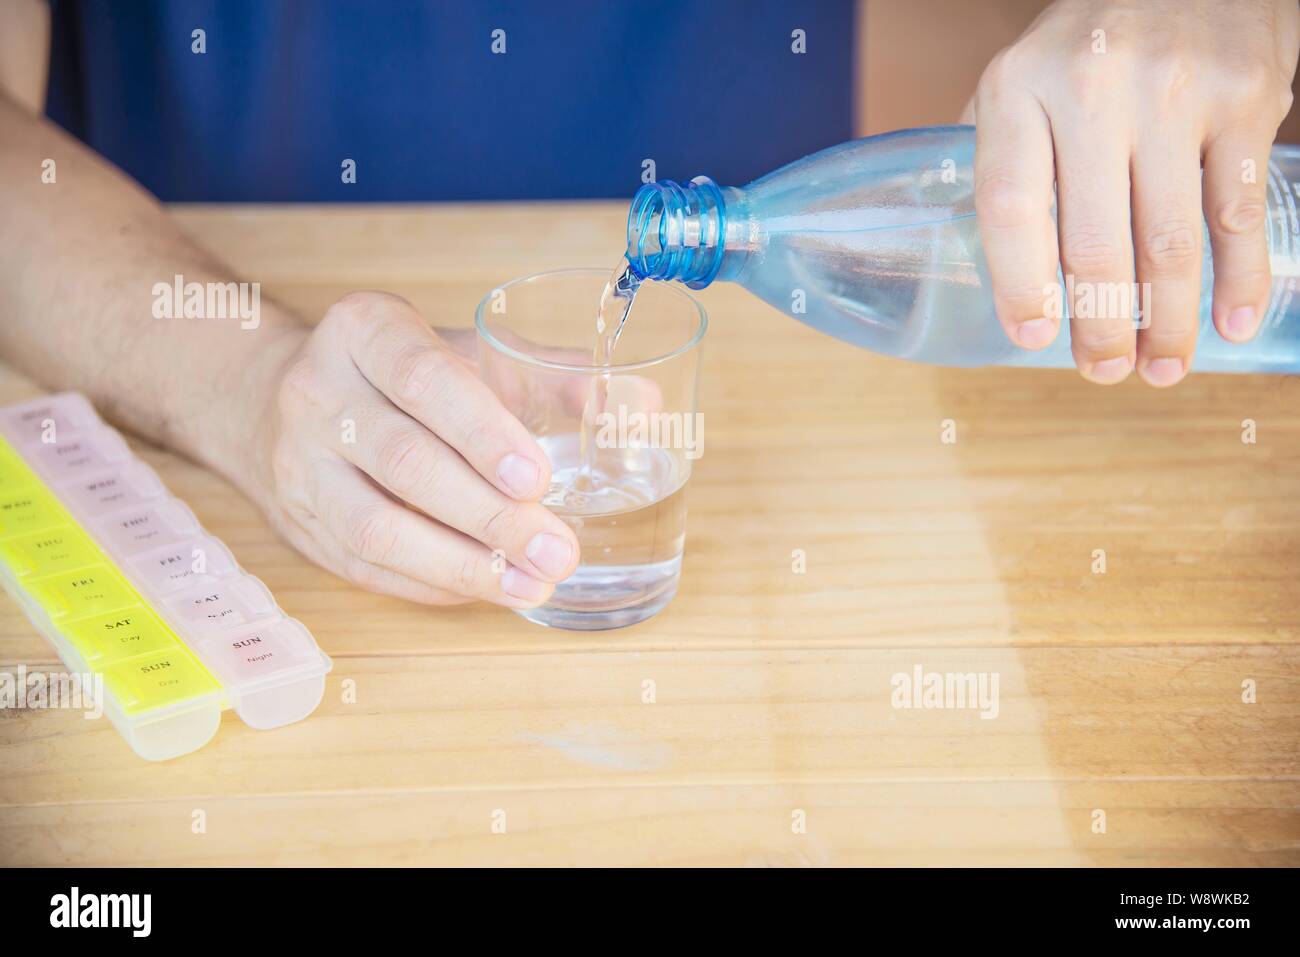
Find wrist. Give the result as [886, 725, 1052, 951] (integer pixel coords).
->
[171, 314, 307, 514]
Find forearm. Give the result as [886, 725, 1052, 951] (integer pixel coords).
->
[0, 92, 307, 496]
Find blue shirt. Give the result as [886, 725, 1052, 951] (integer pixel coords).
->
[47, 0, 855, 201]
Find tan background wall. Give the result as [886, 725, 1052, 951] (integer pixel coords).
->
[856, 0, 1300, 143]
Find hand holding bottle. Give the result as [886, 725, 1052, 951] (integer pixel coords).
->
[964, 0, 1299, 386]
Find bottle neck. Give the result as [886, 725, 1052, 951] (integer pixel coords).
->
[625, 176, 744, 289]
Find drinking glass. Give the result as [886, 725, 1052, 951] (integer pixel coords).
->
[475, 268, 706, 630]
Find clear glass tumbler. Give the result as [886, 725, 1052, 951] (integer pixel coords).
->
[475, 268, 706, 630]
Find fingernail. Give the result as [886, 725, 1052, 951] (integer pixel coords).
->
[501, 566, 549, 604]
[1016, 318, 1056, 348]
[1226, 306, 1258, 340]
[1086, 355, 1133, 384]
[525, 532, 573, 579]
[1140, 357, 1186, 388]
[497, 453, 540, 498]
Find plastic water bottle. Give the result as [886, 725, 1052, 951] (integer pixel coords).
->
[625, 125, 1300, 373]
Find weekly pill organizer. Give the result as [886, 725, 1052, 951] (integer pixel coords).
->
[0, 393, 331, 760]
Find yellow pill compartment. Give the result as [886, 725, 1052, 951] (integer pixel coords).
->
[102, 647, 220, 715]
[64, 606, 180, 668]
[0, 433, 223, 730]
[0, 525, 104, 578]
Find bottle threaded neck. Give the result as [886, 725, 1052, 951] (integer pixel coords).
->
[626, 176, 727, 289]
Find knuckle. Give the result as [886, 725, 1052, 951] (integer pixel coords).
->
[1218, 263, 1272, 297]
[322, 291, 377, 330]
[478, 498, 523, 545]
[392, 345, 450, 406]
[977, 47, 1023, 98]
[329, 289, 410, 321]
[448, 551, 487, 597]
[1140, 324, 1198, 353]
[1060, 224, 1125, 274]
[342, 555, 388, 592]
[1062, 49, 1121, 112]
[372, 290, 415, 312]
[1073, 321, 1134, 356]
[376, 428, 436, 497]
[1212, 195, 1267, 238]
[1227, 61, 1276, 102]
[457, 415, 496, 455]
[975, 167, 1037, 227]
[282, 496, 317, 527]
[333, 290, 376, 312]
[277, 356, 323, 418]
[1138, 219, 1200, 276]
[997, 280, 1056, 319]
[330, 291, 423, 356]
[345, 504, 403, 567]
[1147, 54, 1195, 107]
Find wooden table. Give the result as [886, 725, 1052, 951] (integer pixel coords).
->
[2, 203, 1297, 866]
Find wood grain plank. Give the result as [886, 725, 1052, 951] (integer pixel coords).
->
[2, 779, 1295, 867]
[3, 648, 1296, 808]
